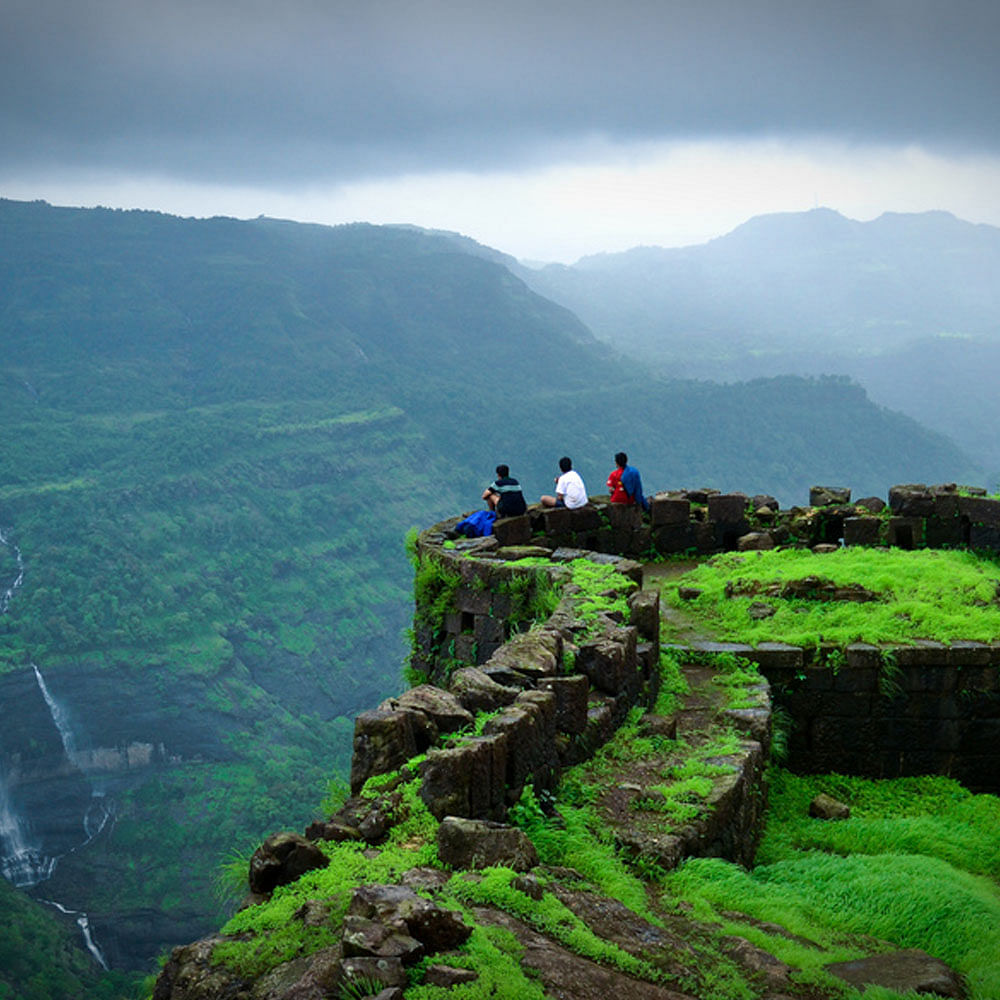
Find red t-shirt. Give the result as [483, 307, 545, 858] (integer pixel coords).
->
[607, 467, 631, 503]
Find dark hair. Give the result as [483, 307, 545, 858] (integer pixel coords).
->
[615, 452, 628, 467]
[558, 456, 572, 473]
[496, 464, 509, 477]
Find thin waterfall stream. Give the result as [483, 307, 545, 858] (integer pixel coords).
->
[0, 525, 111, 968]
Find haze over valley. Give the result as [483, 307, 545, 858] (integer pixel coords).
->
[2, 0, 999, 995]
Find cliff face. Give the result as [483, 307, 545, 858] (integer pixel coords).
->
[0, 660, 252, 968]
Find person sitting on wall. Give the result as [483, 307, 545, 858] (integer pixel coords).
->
[608, 451, 650, 512]
[482, 464, 527, 519]
[541, 456, 588, 509]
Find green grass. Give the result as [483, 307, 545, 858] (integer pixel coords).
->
[664, 547, 1000, 644]
[666, 770, 1000, 1000]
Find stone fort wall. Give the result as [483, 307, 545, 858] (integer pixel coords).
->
[350, 481, 1000, 875]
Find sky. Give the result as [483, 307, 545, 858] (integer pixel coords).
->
[2, 0, 999, 263]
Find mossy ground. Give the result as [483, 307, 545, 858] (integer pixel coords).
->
[657, 547, 1000, 645]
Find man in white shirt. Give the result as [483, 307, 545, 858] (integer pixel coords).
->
[540, 456, 588, 509]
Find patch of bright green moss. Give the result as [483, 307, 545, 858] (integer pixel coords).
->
[665, 547, 1000, 644]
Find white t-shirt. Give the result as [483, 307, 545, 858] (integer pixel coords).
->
[556, 469, 588, 509]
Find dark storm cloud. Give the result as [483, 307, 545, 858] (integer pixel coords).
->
[2, 0, 998, 184]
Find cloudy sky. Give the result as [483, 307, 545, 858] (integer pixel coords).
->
[2, 0, 999, 261]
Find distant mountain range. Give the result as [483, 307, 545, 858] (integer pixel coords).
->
[0, 198, 982, 997]
[519, 208, 1000, 480]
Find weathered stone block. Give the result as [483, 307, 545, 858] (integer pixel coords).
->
[887, 517, 923, 549]
[708, 493, 749, 523]
[605, 503, 642, 530]
[492, 514, 531, 547]
[651, 495, 690, 526]
[449, 667, 519, 714]
[969, 523, 1000, 551]
[248, 832, 330, 896]
[895, 642, 949, 670]
[627, 589, 660, 641]
[958, 495, 1000, 527]
[652, 523, 695, 554]
[567, 505, 603, 531]
[810, 486, 851, 506]
[888, 484, 928, 513]
[473, 615, 506, 646]
[843, 516, 882, 547]
[436, 817, 539, 871]
[538, 674, 589, 734]
[421, 737, 507, 821]
[947, 641, 993, 668]
[486, 629, 561, 679]
[923, 515, 964, 548]
[390, 685, 474, 734]
[737, 531, 774, 551]
[746, 642, 803, 673]
[452, 634, 476, 664]
[454, 586, 491, 616]
[351, 709, 420, 794]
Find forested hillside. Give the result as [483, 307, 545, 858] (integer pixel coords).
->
[0, 199, 980, 998]
[521, 208, 1000, 479]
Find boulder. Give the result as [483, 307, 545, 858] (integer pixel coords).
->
[627, 589, 660, 641]
[248, 833, 330, 896]
[810, 486, 851, 506]
[738, 532, 774, 551]
[152, 936, 252, 1000]
[825, 949, 965, 998]
[449, 666, 520, 714]
[486, 629, 562, 680]
[387, 685, 474, 734]
[809, 793, 850, 820]
[348, 885, 473, 953]
[341, 915, 424, 963]
[423, 964, 480, 987]
[436, 816, 540, 871]
[350, 709, 420, 794]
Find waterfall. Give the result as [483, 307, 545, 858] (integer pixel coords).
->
[41, 900, 109, 970]
[0, 770, 55, 887]
[0, 536, 114, 967]
[32, 664, 79, 762]
[0, 527, 24, 615]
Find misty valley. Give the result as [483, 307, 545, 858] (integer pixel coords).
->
[0, 198, 998, 1000]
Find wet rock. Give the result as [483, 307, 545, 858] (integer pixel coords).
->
[303, 819, 362, 843]
[348, 885, 473, 953]
[341, 915, 424, 963]
[448, 666, 520, 714]
[486, 629, 562, 680]
[627, 589, 660, 641]
[152, 936, 252, 1000]
[437, 816, 540, 871]
[678, 586, 702, 601]
[251, 946, 344, 1000]
[809, 793, 850, 820]
[825, 949, 966, 997]
[738, 531, 775, 551]
[385, 685, 474, 734]
[423, 964, 480, 987]
[810, 486, 851, 506]
[723, 936, 792, 990]
[748, 602, 776, 620]
[350, 708, 420, 794]
[248, 833, 330, 896]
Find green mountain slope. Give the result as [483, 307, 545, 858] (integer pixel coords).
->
[520, 208, 1000, 477]
[0, 199, 981, 997]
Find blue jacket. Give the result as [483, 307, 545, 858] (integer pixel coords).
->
[620, 465, 649, 512]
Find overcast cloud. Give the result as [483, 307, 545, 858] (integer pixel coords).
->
[2, 0, 999, 260]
